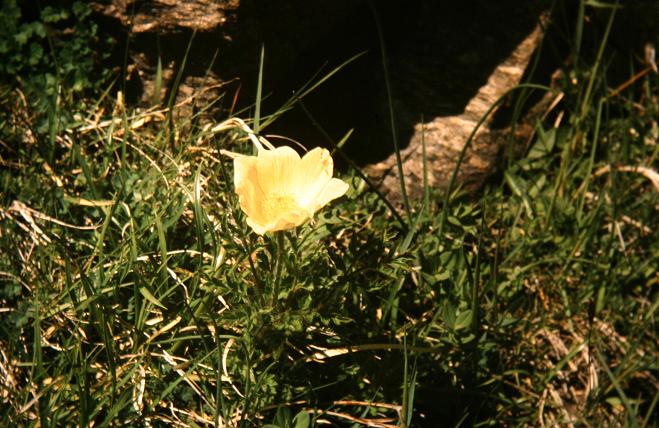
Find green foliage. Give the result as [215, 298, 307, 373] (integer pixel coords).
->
[0, 1, 657, 427]
[0, 0, 111, 143]
[1, 0, 105, 87]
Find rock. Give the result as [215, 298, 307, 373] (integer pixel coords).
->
[363, 23, 547, 202]
[93, 0, 237, 33]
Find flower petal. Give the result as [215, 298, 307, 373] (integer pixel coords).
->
[234, 156, 268, 225]
[295, 147, 335, 205]
[273, 210, 310, 231]
[256, 146, 301, 195]
[246, 217, 269, 235]
[232, 143, 346, 234]
[310, 178, 349, 211]
[234, 155, 257, 190]
[246, 208, 309, 235]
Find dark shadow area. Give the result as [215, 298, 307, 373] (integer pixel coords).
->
[231, 0, 547, 168]
[98, 0, 547, 169]
[94, 0, 658, 173]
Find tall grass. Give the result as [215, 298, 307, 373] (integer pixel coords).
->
[1, 2, 658, 427]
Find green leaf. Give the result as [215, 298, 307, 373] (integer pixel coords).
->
[443, 302, 456, 329]
[41, 6, 69, 22]
[455, 309, 473, 331]
[585, 0, 623, 9]
[14, 29, 29, 45]
[139, 287, 166, 310]
[293, 411, 310, 428]
[505, 171, 534, 218]
[528, 126, 556, 159]
[29, 42, 43, 65]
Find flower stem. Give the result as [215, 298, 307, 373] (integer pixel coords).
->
[270, 231, 285, 307]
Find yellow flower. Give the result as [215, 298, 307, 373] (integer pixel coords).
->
[233, 145, 349, 235]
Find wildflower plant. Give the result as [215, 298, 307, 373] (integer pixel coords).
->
[220, 118, 349, 235]
[213, 117, 349, 307]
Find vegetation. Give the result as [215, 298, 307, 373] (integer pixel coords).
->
[1, 1, 657, 426]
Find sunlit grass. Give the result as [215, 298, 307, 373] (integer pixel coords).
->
[1, 4, 658, 427]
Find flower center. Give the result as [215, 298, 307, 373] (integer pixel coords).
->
[261, 194, 301, 219]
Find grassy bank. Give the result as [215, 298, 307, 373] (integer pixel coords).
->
[1, 2, 658, 427]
